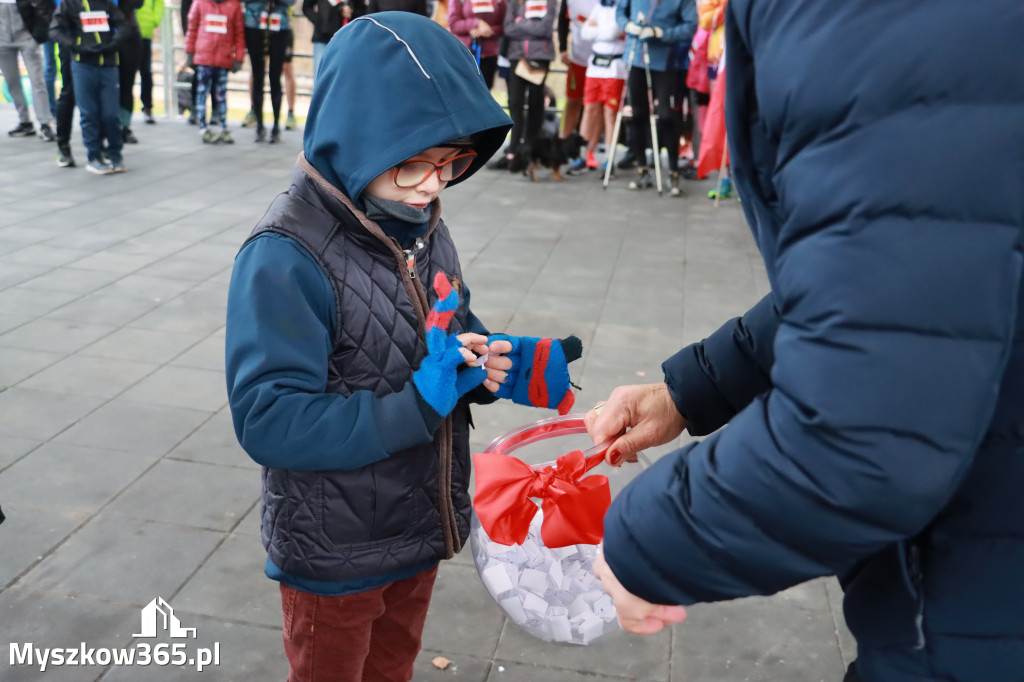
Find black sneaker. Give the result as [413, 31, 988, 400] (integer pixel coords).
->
[143, 109, 156, 124]
[122, 127, 139, 144]
[8, 122, 35, 137]
[616, 150, 636, 170]
[56, 147, 76, 168]
[38, 124, 56, 142]
[188, 113, 198, 125]
[269, 127, 281, 144]
[255, 127, 267, 143]
[669, 171, 682, 197]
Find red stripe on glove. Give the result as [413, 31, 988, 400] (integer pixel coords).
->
[527, 338, 551, 409]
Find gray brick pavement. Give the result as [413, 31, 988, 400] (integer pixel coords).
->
[0, 103, 853, 681]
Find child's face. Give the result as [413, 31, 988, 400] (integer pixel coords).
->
[364, 146, 474, 210]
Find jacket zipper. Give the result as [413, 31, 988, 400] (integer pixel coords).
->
[389, 236, 459, 558]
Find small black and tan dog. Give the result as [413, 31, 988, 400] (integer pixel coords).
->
[509, 109, 585, 182]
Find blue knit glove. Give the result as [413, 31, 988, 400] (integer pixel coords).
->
[487, 334, 582, 414]
[413, 272, 487, 418]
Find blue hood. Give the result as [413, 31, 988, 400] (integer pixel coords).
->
[304, 12, 513, 202]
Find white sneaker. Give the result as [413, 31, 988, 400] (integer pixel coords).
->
[85, 159, 115, 175]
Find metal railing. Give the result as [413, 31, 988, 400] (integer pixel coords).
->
[153, 8, 567, 117]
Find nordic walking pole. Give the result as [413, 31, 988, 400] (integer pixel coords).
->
[641, 37, 662, 194]
[602, 29, 641, 190]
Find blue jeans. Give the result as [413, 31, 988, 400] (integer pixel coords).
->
[71, 61, 122, 163]
[43, 41, 57, 116]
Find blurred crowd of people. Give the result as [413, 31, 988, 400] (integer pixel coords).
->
[1, 0, 306, 173]
[2, 0, 730, 195]
[439, 0, 732, 198]
[307, 0, 733, 197]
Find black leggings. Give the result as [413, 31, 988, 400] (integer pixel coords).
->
[245, 27, 289, 130]
[139, 37, 153, 111]
[56, 43, 75, 148]
[507, 60, 548, 155]
[626, 65, 680, 172]
[118, 31, 141, 122]
[479, 55, 497, 90]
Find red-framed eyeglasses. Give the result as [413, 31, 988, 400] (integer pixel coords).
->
[392, 152, 478, 188]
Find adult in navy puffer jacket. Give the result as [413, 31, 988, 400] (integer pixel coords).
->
[588, 2, 1024, 681]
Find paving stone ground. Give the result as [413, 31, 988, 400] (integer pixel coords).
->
[0, 103, 854, 681]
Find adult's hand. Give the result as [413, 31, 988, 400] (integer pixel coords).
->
[594, 547, 686, 634]
[585, 383, 687, 465]
[638, 25, 662, 40]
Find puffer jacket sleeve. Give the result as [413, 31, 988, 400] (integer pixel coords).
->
[657, 0, 695, 45]
[603, 0, 1024, 606]
[17, 0, 54, 43]
[49, 1, 76, 48]
[662, 293, 778, 436]
[226, 233, 437, 471]
[184, 0, 199, 53]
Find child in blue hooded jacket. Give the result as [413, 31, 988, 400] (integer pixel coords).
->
[225, 12, 582, 681]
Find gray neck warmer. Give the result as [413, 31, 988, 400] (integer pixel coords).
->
[363, 194, 433, 225]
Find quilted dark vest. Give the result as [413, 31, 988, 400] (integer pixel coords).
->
[248, 160, 476, 583]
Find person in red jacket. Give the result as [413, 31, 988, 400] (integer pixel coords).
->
[185, 0, 245, 144]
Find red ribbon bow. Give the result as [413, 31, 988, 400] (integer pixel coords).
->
[472, 449, 611, 548]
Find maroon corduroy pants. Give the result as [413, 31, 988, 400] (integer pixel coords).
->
[280, 565, 439, 682]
